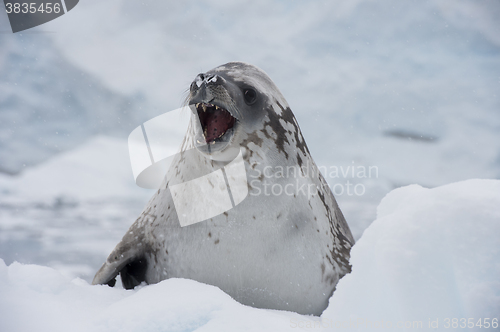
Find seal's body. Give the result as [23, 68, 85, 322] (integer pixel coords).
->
[93, 62, 354, 315]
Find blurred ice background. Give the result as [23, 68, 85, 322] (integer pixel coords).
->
[0, 0, 499, 283]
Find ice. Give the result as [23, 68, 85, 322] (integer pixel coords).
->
[1, 179, 499, 331]
[0, 137, 152, 281]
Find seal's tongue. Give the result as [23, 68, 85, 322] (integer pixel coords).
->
[197, 103, 235, 143]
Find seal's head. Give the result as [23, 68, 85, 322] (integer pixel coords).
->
[188, 62, 288, 161]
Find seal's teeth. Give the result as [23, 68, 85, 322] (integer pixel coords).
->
[215, 105, 220, 110]
[210, 141, 216, 145]
[202, 104, 207, 112]
[196, 103, 200, 109]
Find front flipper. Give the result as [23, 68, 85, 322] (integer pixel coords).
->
[92, 227, 149, 289]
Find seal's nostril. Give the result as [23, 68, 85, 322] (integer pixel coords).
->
[204, 74, 222, 85]
[204, 74, 214, 82]
[193, 74, 205, 89]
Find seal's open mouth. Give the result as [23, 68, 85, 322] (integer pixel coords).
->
[196, 103, 236, 144]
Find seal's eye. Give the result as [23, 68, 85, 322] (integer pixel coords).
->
[243, 89, 257, 105]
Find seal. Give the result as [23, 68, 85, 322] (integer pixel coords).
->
[92, 62, 355, 316]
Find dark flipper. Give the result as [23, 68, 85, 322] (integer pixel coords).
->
[92, 224, 149, 289]
[120, 257, 148, 289]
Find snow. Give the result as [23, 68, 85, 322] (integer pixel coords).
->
[0, 261, 313, 332]
[1, 0, 499, 330]
[1, 179, 498, 331]
[325, 180, 500, 328]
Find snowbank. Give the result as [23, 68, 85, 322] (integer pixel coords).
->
[1, 179, 498, 331]
[325, 179, 500, 330]
[0, 261, 313, 332]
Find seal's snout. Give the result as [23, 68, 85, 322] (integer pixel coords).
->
[189, 71, 239, 155]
